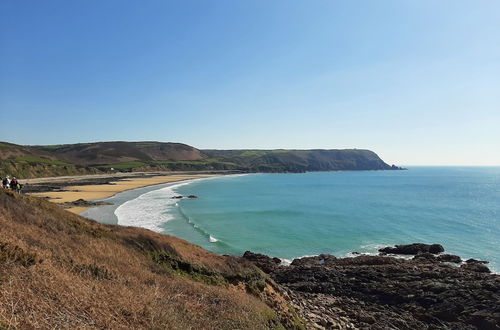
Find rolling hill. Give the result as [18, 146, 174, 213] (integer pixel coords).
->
[0, 141, 402, 178]
[33, 141, 205, 166]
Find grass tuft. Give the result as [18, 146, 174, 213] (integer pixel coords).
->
[0, 241, 38, 267]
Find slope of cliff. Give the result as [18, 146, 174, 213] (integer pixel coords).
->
[0, 190, 302, 329]
[203, 149, 399, 172]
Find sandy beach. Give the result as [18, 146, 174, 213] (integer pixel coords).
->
[28, 173, 219, 214]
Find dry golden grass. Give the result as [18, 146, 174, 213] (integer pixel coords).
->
[0, 190, 302, 329]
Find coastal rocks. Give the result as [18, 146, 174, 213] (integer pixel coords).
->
[242, 251, 282, 274]
[379, 243, 445, 255]
[437, 254, 462, 263]
[466, 258, 489, 264]
[461, 262, 491, 273]
[61, 199, 111, 208]
[460, 259, 491, 273]
[412, 253, 463, 264]
[170, 195, 198, 199]
[290, 254, 338, 267]
[243, 249, 500, 330]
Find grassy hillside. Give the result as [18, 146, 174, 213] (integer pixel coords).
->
[34, 141, 206, 166]
[203, 149, 398, 172]
[0, 142, 55, 161]
[0, 142, 103, 178]
[1, 141, 401, 178]
[0, 190, 302, 329]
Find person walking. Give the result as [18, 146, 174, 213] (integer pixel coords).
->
[10, 177, 18, 191]
[2, 176, 10, 189]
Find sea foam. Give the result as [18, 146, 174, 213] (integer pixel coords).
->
[114, 181, 194, 232]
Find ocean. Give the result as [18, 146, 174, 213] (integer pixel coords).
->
[83, 167, 500, 272]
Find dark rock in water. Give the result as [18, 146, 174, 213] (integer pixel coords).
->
[290, 254, 337, 267]
[379, 243, 445, 255]
[437, 254, 462, 263]
[61, 199, 111, 208]
[461, 263, 491, 273]
[171, 195, 199, 199]
[466, 258, 489, 264]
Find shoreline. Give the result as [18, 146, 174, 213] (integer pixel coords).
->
[26, 172, 222, 214]
[82, 174, 230, 226]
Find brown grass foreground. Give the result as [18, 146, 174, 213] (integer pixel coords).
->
[0, 190, 303, 329]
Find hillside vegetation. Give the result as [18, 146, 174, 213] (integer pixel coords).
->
[0, 141, 401, 178]
[0, 190, 302, 328]
[202, 149, 398, 172]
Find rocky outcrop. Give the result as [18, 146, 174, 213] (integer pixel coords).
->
[170, 195, 198, 199]
[61, 199, 112, 208]
[437, 254, 462, 263]
[379, 243, 445, 255]
[242, 247, 500, 329]
[242, 251, 282, 274]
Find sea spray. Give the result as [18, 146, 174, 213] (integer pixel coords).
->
[114, 176, 229, 246]
[114, 182, 189, 231]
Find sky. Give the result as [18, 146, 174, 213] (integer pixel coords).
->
[1, 1, 499, 165]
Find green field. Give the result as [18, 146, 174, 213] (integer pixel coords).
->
[15, 157, 71, 166]
[97, 161, 147, 169]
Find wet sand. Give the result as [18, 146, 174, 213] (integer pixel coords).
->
[29, 174, 218, 214]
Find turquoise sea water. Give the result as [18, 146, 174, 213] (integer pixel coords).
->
[105, 167, 500, 272]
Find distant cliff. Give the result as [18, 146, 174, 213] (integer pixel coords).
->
[0, 141, 402, 178]
[202, 149, 401, 172]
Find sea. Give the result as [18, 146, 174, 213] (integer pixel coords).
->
[82, 167, 500, 272]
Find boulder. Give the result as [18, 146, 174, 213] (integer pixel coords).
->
[465, 258, 489, 264]
[412, 253, 437, 262]
[242, 251, 281, 273]
[461, 263, 491, 273]
[379, 243, 444, 255]
[290, 254, 337, 267]
[437, 254, 462, 263]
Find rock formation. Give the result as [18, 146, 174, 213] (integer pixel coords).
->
[242, 246, 500, 329]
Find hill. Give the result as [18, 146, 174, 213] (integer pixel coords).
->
[0, 142, 102, 178]
[34, 141, 205, 166]
[202, 149, 399, 172]
[0, 189, 302, 328]
[0, 141, 402, 178]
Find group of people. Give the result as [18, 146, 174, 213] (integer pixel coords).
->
[2, 176, 22, 193]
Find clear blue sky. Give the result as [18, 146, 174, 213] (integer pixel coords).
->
[1, 1, 499, 165]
